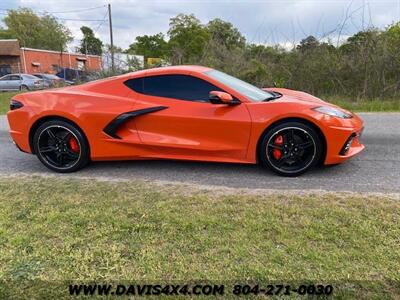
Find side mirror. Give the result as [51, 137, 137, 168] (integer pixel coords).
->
[209, 91, 240, 105]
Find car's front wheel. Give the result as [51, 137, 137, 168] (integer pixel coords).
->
[33, 120, 90, 173]
[259, 121, 322, 176]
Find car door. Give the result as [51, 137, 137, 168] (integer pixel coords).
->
[9, 75, 21, 90]
[125, 73, 252, 161]
[0, 75, 11, 91]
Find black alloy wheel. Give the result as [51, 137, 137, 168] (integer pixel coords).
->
[259, 122, 322, 176]
[33, 120, 90, 172]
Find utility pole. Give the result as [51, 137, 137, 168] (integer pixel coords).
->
[108, 3, 115, 73]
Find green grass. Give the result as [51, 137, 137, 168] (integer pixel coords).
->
[325, 96, 400, 112]
[0, 177, 399, 299]
[0, 92, 20, 114]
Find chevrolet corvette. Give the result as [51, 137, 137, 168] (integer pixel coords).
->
[7, 65, 364, 176]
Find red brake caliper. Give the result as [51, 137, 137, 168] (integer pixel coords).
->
[272, 135, 283, 160]
[68, 136, 80, 153]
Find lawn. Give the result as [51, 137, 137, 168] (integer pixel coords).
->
[325, 96, 400, 112]
[0, 177, 399, 299]
[0, 92, 20, 114]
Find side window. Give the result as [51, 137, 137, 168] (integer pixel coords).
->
[125, 77, 143, 94]
[125, 75, 222, 102]
[10, 75, 20, 80]
[0, 75, 10, 81]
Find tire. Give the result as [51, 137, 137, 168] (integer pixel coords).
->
[20, 85, 29, 91]
[258, 121, 322, 176]
[33, 120, 90, 173]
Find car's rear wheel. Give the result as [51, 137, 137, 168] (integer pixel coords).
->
[259, 121, 322, 176]
[33, 120, 90, 173]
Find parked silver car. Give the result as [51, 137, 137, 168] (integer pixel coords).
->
[32, 73, 65, 88]
[0, 73, 45, 91]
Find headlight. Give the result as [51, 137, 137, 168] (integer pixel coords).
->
[312, 106, 353, 119]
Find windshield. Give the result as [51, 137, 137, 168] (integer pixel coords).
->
[205, 70, 274, 102]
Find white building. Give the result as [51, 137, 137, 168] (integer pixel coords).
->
[102, 52, 144, 71]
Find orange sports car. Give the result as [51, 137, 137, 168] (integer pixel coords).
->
[7, 65, 364, 176]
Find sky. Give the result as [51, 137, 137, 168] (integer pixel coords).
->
[1, 0, 400, 51]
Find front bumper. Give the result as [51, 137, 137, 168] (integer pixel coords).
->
[323, 114, 365, 165]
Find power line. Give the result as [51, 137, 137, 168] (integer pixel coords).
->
[93, 11, 109, 35]
[40, 5, 107, 14]
[0, 5, 106, 14]
[0, 5, 107, 21]
[0, 4, 112, 59]
[53, 17, 105, 22]
[0, 5, 109, 37]
[0, 11, 105, 22]
[108, 4, 115, 72]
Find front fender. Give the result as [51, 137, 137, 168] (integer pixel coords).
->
[244, 100, 362, 164]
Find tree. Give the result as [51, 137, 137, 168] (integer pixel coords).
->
[90, 12, 400, 99]
[206, 18, 245, 49]
[127, 33, 168, 59]
[346, 30, 379, 46]
[167, 14, 209, 64]
[2, 8, 72, 51]
[104, 44, 123, 53]
[296, 35, 320, 52]
[79, 26, 103, 55]
[0, 26, 14, 39]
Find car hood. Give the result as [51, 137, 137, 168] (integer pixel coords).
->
[261, 87, 358, 120]
[262, 87, 328, 105]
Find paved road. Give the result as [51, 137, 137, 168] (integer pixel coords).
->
[1, 114, 399, 193]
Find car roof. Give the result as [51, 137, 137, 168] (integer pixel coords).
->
[70, 65, 215, 91]
[0, 74, 21, 79]
[2, 73, 33, 77]
[148, 65, 212, 74]
[119, 65, 213, 79]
